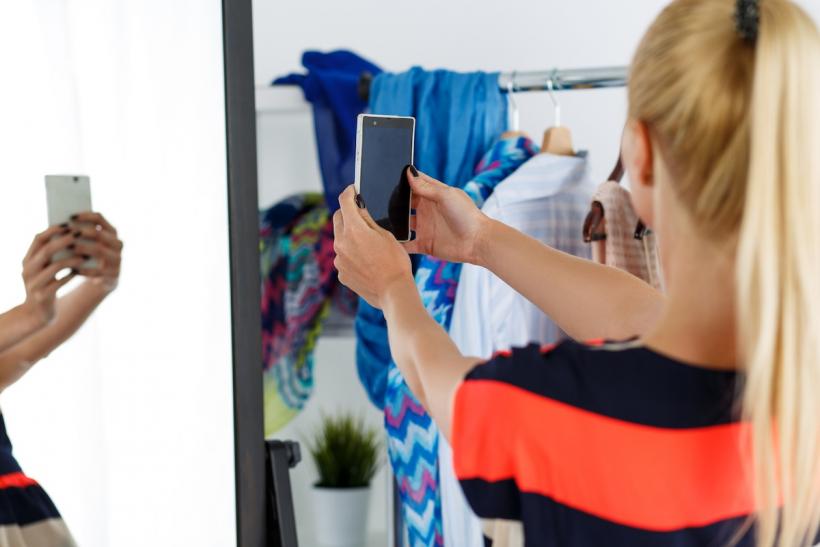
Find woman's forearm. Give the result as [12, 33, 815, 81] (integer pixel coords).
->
[0, 304, 47, 354]
[0, 280, 109, 389]
[382, 276, 480, 441]
[475, 219, 665, 341]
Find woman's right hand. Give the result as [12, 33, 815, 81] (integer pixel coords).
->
[403, 167, 490, 265]
[21, 225, 83, 325]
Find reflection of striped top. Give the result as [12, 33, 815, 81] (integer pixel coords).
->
[0, 414, 76, 546]
[453, 339, 763, 546]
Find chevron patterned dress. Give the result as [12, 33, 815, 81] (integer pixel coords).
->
[384, 136, 537, 546]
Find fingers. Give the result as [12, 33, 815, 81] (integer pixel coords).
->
[72, 212, 116, 234]
[29, 256, 84, 291]
[338, 186, 367, 228]
[46, 270, 78, 294]
[74, 240, 120, 266]
[72, 225, 123, 250]
[25, 225, 70, 262]
[407, 168, 448, 201]
[27, 233, 78, 272]
[332, 209, 344, 237]
[402, 240, 421, 254]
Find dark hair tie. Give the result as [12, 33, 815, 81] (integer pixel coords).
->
[735, 0, 760, 43]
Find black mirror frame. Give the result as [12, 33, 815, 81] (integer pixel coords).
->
[222, 0, 266, 545]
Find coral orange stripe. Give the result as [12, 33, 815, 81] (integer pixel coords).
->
[0, 472, 38, 490]
[453, 380, 755, 531]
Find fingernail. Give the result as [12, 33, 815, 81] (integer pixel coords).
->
[70, 214, 79, 221]
[354, 194, 366, 209]
[82, 254, 91, 260]
[73, 231, 81, 238]
[60, 222, 69, 229]
[409, 165, 419, 177]
[68, 244, 76, 250]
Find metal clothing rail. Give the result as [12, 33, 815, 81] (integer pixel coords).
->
[498, 66, 628, 92]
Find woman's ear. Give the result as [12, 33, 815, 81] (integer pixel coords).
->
[622, 119, 655, 226]
[622, 119, 654, 188]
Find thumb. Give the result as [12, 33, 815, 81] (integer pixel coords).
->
[407, 167, 448, 201]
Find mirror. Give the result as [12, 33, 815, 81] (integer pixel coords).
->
[0, 2, 243, 545]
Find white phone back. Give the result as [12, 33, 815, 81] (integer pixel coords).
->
[45, 175, 96, 267]
[46, 175, 93, 225]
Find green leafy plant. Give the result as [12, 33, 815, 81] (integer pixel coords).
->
[308, 414, 382, 488]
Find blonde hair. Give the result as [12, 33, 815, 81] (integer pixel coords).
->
[629, 0, 820, 546]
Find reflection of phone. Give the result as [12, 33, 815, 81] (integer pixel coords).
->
[45, 175, 97, 269]
[354, 114, 415, 242]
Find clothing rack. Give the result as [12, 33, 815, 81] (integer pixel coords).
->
[358, 66, 628, 102]
[498, 66, 628, 92]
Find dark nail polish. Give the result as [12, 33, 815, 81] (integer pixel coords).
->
[73, 231, 81, 238]
[82, 254, 91, 260]
[409, 165, 419, 177]
[70, 214, 79, 221]
[354, 194, 366, 209]
[68, 244, 76, 250]
[60, 222, 69, 229]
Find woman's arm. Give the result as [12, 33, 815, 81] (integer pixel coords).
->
[0, 213, 122, 390]
[0, 281, 110, 389]
[333, 187, 477, 440]
[0, 225, 85, 354]
[404, 169, 665, 341]
[475, 219, 664, 341]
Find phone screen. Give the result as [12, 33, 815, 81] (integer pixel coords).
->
[358, 116, 414, 241]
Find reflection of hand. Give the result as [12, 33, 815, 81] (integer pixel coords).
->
[21, 226, 84, 324]
[402, 168, 489, 265]
[333, 186, 412, 309]
[71, 212, 123, 294]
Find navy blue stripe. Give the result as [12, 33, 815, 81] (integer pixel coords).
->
[0, 484, 62, 526]
[460, 478, 754, 547]
[465, 341, 740, 428]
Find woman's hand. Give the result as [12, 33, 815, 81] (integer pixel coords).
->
[21, 225, 85, 325]
[70, 212, 123, 293]
[333, 186, 413, 309]
[403, 167, 490, 265]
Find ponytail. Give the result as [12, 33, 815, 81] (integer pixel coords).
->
[738, 2, 820, 545]
[629, 1, 820, 544]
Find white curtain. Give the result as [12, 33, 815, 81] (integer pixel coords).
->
[0, 1, 236, 546]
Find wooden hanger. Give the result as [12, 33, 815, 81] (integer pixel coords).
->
[540, 79, 574, 156]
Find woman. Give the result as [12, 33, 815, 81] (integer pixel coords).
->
[0, 212, 122, 545]
[332, 0, 820, 545]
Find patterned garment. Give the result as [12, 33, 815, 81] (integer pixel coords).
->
[358, 68, 508, 547]
[588, 180, 663, 290]
[384, 136, 536, 547]
[260, 194, 340, 436]
[0, 413, 76, 547]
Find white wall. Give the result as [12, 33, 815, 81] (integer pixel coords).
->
[252, 0, 820, 544]
[0, 1, 235, 546]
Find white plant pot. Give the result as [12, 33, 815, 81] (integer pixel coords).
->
[312, 486, 371, 547]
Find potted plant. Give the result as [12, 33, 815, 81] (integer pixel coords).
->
[309, 414, 382, 547]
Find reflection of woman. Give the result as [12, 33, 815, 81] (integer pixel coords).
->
[0, 212, 122, 545]
[333, 0, 820, 545]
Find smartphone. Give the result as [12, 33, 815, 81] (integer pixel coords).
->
[45, 175, 98, 269]
[354, 114, 415, 242]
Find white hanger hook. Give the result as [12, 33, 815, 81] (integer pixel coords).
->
[507, 71, 520, 132]
[546, 78, 561, 127]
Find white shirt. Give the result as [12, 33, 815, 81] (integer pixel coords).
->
[440, 152, 594, 547]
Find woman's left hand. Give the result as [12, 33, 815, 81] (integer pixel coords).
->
[70, 212, 123, 293]
[333, 186, 412, 309]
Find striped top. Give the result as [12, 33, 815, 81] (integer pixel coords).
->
[452, 339, 760, 546]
